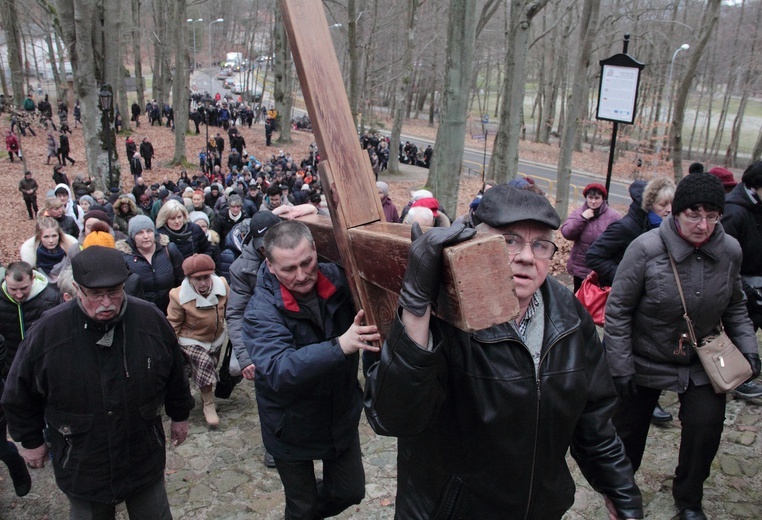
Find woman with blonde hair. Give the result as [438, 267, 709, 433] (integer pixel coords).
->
[156, 199, 216, 261]
[20, 217, 78, 283]
[587, 175, 678, 426]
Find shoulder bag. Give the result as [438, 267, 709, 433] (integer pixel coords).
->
[668, 252, 752, 393]
[215, 340, 243, 399]
[574, 271, 610, 326]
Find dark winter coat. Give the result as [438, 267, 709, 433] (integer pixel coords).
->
[226, 236, 264, 371]
[605, 216, 757, 391]
[157, 221, 215, 261]
[243, 263, 361, 461]
[721, 182, 762, 277]
[364, 277, 643, 519]
[586, 181, 649, 286]
[0, 272, 59, 375]
[1, 297, 193, 503]
[139, 141, 154, 161]
[54, 214, 80, 239]
[59, 135, 71, 155]
[118, 236, 184, 314]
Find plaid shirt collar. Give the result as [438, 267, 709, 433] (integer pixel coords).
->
[516, 291, 540, 341]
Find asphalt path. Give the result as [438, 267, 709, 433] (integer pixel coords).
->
[192, 67, 635, 206]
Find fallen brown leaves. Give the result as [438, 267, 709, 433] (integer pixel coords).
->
[0, 112, 719, 273]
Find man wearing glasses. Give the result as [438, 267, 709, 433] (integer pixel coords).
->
[365, 185, 643, 519]
[2, 246, 193, 519]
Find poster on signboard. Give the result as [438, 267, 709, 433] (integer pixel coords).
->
[597, 64, 641, 124]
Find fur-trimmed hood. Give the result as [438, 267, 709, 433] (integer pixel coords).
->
[20, 233, 78, 269]
[114, 195, 139, 216]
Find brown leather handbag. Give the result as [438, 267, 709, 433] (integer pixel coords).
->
[668, 253, 752, 394]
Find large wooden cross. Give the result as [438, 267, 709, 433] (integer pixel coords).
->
[280, 0, 519, 338]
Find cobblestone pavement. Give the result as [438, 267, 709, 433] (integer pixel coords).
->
[1, 377, 760, 519]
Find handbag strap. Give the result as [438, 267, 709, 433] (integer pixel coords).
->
[667, 252, 699, 346]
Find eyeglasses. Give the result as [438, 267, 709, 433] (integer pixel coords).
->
[78, 285, 124, 303]
[683, 212, 721, 224]
[501, 234, 558, 259]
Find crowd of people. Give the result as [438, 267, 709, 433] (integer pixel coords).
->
[0, 91, 760, 520]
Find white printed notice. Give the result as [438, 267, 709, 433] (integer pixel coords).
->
[597, 65, 639, 124]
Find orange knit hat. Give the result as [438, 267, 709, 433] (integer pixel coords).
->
[83, 228, 115, 249]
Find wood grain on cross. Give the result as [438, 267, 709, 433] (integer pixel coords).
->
[280, 0, 519, 337]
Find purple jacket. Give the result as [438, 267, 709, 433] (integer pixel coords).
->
[561, 202, 621, 279]
[381, 196, 399, 223]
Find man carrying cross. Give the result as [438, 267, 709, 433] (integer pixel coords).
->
[243, 220, 380, 519]
[364, 185, 643, 519]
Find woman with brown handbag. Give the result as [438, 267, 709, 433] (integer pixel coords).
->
[604, 172, 760, 520]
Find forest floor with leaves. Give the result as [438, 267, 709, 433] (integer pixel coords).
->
[0, 111, 698, 269]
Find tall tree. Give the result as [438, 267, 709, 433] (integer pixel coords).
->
[490, 0, 551, 183]
[2, 0, 25, 106]
[273, 3, 293, 143]
[172, 0, 189, 164]
[58, 0, 118, 191]
[387, 0, 418, 175]
[425, 0, 478, 218]
[725, 1, 761, 168]
[670, 0, 721, 181]
[132, 0, 145, 108]
[554, 0, 599, 221]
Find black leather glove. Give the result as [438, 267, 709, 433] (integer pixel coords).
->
[612, 375, 638, 402]
[398, 222, 476, 317]
[745, 353, 761, 380]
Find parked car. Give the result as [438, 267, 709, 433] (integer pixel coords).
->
[244, 90, 263, 103]
[216, 69, 232, 80]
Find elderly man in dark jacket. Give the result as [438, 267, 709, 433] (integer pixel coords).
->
[243, 220, 379, 519]
[2, 247, 193, 518]
[365, 185, 643, 519]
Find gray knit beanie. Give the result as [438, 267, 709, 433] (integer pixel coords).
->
[188, 211, 210, 227]
[128, 215, 156, 239]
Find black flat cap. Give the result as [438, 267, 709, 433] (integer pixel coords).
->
[72, 246, 130, 288]
[473, 184, 560, 229]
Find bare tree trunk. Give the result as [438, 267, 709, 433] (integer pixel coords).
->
[58, 0, 114, 191]
[425, 0, 477, 218]
[555, 0, 599, 221]
[132, 0, 145, 107]
[3, 0, 25, 106]
[274, 3, 292, 143]
[0, 58, 7, 97]
[387, 0, 418, 175]
[490, 0, 551, 183]
[172, 0, 188, 164]
[752, 126, 762, 162]
[151, 0, 170, 125]
[725, 1, 761, 168]
[347, 0, 366, 128]
[709, 0, 743, 161]
[670, 0, 721, 181]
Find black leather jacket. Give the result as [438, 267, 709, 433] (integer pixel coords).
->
[365, 277, 642, 519]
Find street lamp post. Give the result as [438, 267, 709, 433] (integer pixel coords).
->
[99, 87, 114, 190]
[659, 43, 690, 154]
[208, 18, 224, 68]
[187, 18, 203, 70]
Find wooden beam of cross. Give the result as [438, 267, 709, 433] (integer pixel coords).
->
[280, 0, 519, 337]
